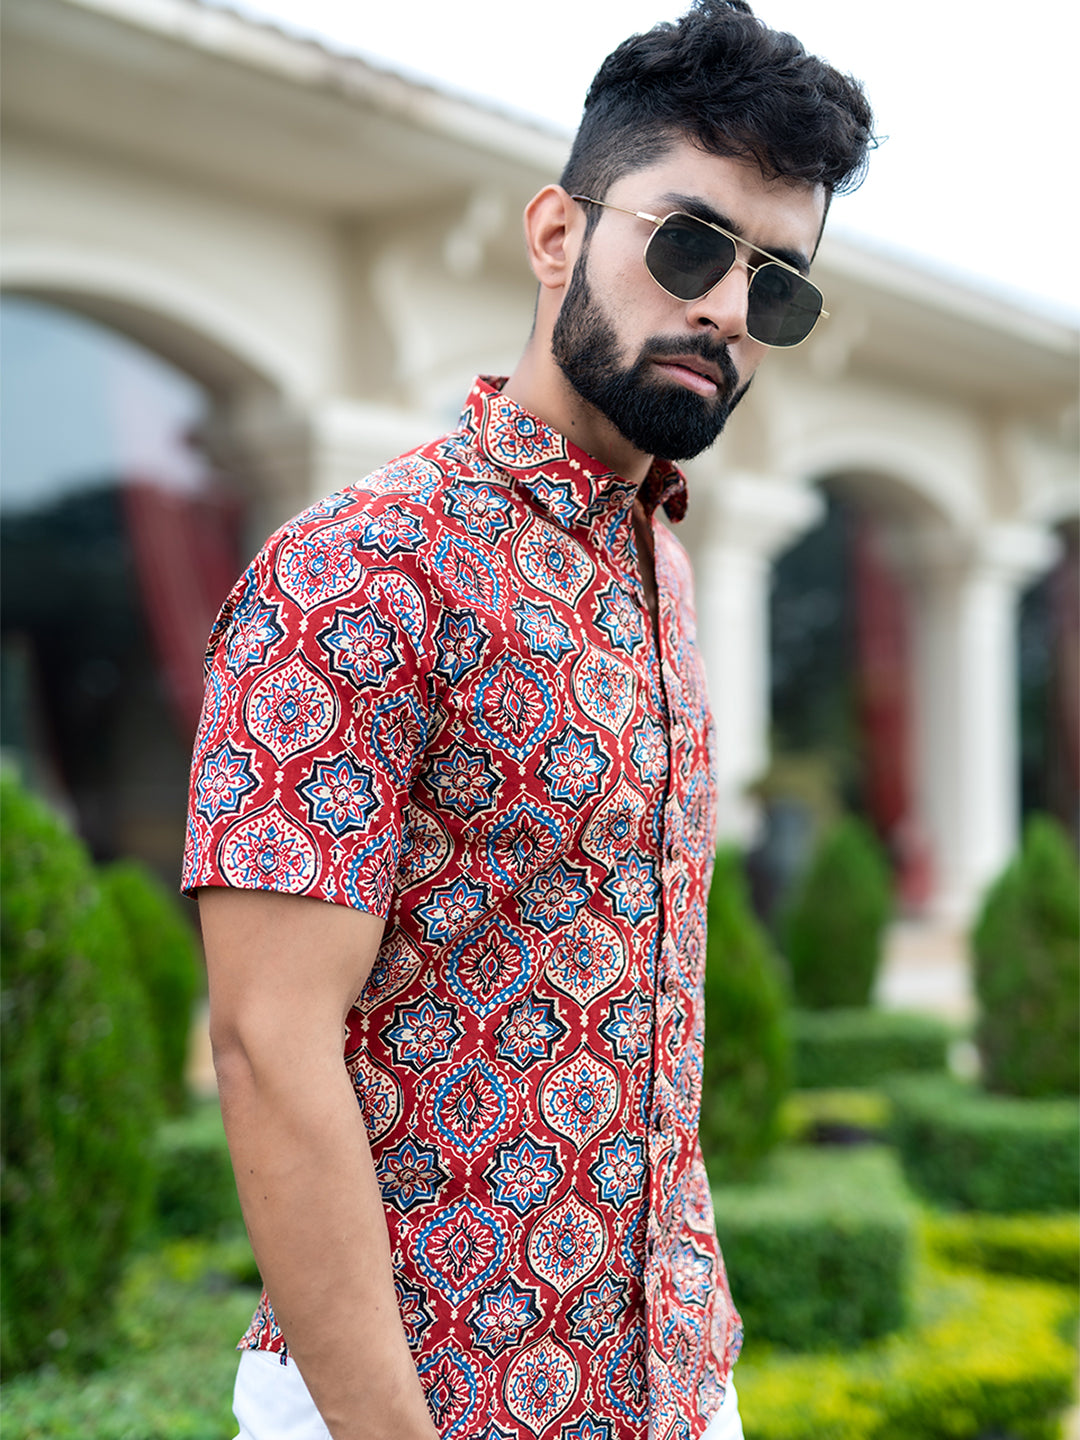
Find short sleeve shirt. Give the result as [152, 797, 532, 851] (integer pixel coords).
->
[183, 378, 742, 1439]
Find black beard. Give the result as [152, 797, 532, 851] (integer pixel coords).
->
[551, 257, 750, 463]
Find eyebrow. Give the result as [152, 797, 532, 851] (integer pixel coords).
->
[655, 191, 812, 275]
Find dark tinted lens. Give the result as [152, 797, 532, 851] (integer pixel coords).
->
[747, 263, 823, 347]
[645, 214, 737, 301]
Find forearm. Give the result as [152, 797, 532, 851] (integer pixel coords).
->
[217, 1047, 438, 1440]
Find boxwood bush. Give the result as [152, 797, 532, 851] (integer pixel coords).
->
[781, 816, 892, 1009]
[700, 848, 791, 1181]
[888, 1074, 1080, 1212]
[713, 1146, 913, 1350]
[791, 1007, 952, 1089]
[973, 814, 1079, 1098]
[154, 1103, 243, 1238]
[100, 861, 203, 1116]
[734, 1260, 1077, 1440]
[924, 1211, 1079, 1287]
[0, 773, 160, 1374]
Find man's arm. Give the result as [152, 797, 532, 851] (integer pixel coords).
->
[199, 887, 438, 1440]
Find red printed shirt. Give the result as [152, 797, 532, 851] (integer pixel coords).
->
[183, 378, 741, 1438]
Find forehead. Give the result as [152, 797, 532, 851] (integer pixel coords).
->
[605, 140, 827, 262]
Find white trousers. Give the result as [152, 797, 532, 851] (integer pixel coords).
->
[233, 1348, 744, 1439]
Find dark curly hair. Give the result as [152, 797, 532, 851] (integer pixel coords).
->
[560, 0, 875, 207]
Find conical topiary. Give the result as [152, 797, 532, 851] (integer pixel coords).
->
[973, 815, 1080, 1098]
[701, 848, 792, 1181]
[0, 772, 159, 1374]
[781, 816, 892, 1010]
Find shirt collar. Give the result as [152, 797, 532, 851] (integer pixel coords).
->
[457, 376, 688, 528]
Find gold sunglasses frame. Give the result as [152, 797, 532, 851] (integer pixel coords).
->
[570, 195, 829, 348]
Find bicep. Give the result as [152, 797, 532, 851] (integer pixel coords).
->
[198, 887, 385, 1063]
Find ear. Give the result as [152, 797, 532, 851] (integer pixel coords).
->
[522, 185, 583, 291]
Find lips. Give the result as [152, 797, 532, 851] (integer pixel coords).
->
[650, 355, 725, 398]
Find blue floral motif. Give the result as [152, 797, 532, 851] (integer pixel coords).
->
[538, 724, 610, 806]
[600, 853, 659, 924]
[562, 1420, 613, 1440]
[194, 742, 257, 821]
[223, 592, 283, 676]
[511, 596, 576, 661]
[376, 1137, 448, 1212]
[381, 996, 462, 1069]
[484, 1135, 562, 1216]
[567, 1274, 628, 1347]
[443, 482, 512, 542]
[394, 1274, 435, 1349]
[594, 585, 643, 655]
[318, 607, 400, 687]
[588, 1135, 646, 1207]
[518, 862, 591, 932]
[494, 994, 566, 1071]
[414, 876, 489, 945]
[433, 608, 487, 684]
[631, 714, 668, 785]
[599, 993, 653, 1062]
[297, 755, 376, 836]
[467, 1279, 541, 1357]
[423, 744, 501, 818]
[359, 507, 425, 555]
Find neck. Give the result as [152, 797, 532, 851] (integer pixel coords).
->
[502, 340, 655, 487]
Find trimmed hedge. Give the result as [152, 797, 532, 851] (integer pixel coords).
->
[781, 816, 892, 1009]
[154, 1103, 243, 1238]
[924, 1211, 1080, 1288]
[100, 861, 204, 1116]
[782, 1087, 891, 1145]
[973, 814, 1079, 1098]
[791, 1007, 952, 1089]
[0, 773, 160, 1374]
[734, 1260, 1078, 1440]
[888, 1074, 1080, 1212]
[701, 848, 791, 1181]
[713, 1146, 913, 1350]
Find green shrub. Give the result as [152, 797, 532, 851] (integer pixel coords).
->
[100, 860, 203, 1115]
[973, 814, 1079, 1098]
[791, 1008, 952, 1089]
[154, 1103, 243, 1238]
[888, 1074, 1080, 1212]
[713, 1146, 914, 1350]
[781, 1087, 891, 1144]
[924, 1211, 1080, 1287]
[781, 816, 892, 1009]
[0, 1238, 260, 1439]
[0, 773, 160, 1374]
[701, 849, 791, 1181]
[734, 1261, 1077, 1440]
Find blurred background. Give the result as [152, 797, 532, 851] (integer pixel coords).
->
[3, 0, 1076, 985]
[1, 3, 1078, 1435]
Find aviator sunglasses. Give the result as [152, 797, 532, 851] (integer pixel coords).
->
[572, 195, 828, 348]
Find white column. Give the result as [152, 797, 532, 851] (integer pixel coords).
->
[687, 473, 823, 844]
[905, 523, 1059, 922]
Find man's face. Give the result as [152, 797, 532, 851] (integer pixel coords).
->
[552, 141, 827, 462]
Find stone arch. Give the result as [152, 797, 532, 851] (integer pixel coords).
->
[1, 242, 301, 404]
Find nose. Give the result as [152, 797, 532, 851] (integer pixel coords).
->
[684, 261, 751, 343]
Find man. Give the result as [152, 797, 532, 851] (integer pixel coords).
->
[184, 3, 873, 1436]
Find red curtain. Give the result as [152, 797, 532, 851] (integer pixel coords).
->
[852, 512, 933, 908]
[122, 478, 242, 742]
